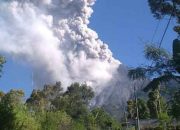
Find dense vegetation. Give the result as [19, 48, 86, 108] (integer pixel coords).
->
[0, 80, 122, 130]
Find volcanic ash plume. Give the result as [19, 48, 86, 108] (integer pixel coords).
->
[0, 0, 135, 116]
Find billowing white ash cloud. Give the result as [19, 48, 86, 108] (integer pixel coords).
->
[0, 0, 135, 113]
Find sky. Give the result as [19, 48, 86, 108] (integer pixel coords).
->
[0, 0, 177, 96]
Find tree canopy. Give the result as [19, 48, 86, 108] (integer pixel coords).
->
[0, 82, 122, 130]
[0, 55, 5, 78]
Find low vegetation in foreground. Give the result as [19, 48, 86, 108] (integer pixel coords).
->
[0, 82, 122, 130]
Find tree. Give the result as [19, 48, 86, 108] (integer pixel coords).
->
[129, 44, 180, 93]
[128, 45, 176, 120]
[127, 99, 149, 119]
[52, 83, 94, 119]
[26, 82, 97, 129]
[91, 108, 122, 130]
[39, 111, 72, 130]
[147, 88, 163, 118]
[137, 99, 150, 119]
[26, 82, 63, 111]
[148, 0, 180, 34]
[147, 86, 169, 121]
[0, 55, 5, 78]
[0, 90, 39, 130]
[129, 0, 180, 92]
[127, 99, 136, 119]
[170, 88, 180, 119]
[0, 83, 121, 130]
[148, 0, 180, 70]
[64, 83, 94, 105]
[0, 91, 5, 101]
[173, 39, 180, 73]
[0, 90, 23, 130]
[128, 1, 180, 122]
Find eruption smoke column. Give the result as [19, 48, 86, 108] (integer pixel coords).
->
[0, 0, 135, 118]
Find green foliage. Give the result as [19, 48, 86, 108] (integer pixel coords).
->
[73, 121, 89, 130]
[0, 90, 39, 130]
[171, 88, 180, 119]
[91, 108, 122, 130]
[52, 83, 94, 119]
[129, 45, 171, 80]
[0, 56, 5, 65]
[154, 126, 163, 130]
[128, 4, 180, 122]
[127, 99, 149, 119]
[148, 0, 176, 18]
[65, 83, 94, 105]
[0, 83, 121, 130]
[26, 89, 48, 111]
[173, 39, 180, 72]
[129, 44, 180, 92]
[0, 55, 5, 77]
[39, 111, 72, 130]
[147, 89, 160, 118]
[128, 2, 180, 122]
[127, 99, 136, 119]
[0, 91, 5, 100]
[137, 99, 150, 119]
[13, 105, 40, 130]
[158, 112, 171, 123]
[26, 82, 63, 111]
[144, 44, 170, 62]
[143, 75, 177, 92]
[148, 0, 180, 34]
[147, 87, 169, 120]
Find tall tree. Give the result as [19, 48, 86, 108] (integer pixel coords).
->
[0, 90, 39, 130]
[147, 0, 180, 84]
[129, 0, 180, 92]
[52, 83, 94, 119]
[127, 99, 149, 119]
[128, 44, 179, 92]
[142, 85, 169, 120]
[171, 88, 180, 119]
[26, 82, 63, 111]
[148, 0, 180, 34]
[127, 1, 180, 123]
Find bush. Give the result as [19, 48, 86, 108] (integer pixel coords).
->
[154, 126, 163, 130]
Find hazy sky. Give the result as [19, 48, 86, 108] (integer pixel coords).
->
[0, 0, 177, 96]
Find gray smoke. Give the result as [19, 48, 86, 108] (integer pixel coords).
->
[0, 0, 137, 117]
